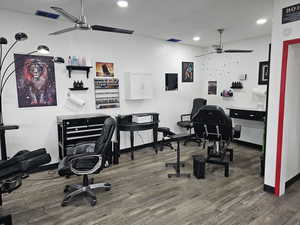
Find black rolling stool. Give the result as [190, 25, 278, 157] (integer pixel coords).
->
[158, 127, 175, 151]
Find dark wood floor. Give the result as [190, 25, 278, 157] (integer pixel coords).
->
[1, 143, 300, 225]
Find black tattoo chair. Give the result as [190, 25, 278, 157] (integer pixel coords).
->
[192, 105, 241, 177]
[177, 98, 207, 145]
[58, 117, 116, 206]
[0, 148, 51, 224]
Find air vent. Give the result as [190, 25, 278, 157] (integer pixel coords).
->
[35, 10, 60, 19]
[166, 38, 182, 43]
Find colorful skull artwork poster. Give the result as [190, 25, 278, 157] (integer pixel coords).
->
[14, 54, 57, 108]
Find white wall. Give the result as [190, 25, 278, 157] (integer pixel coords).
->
[200, 36, 270, 108]
[199, 36, 270, 145]
[0, 9, 204, 163]
[265, 0, 300, 195]
[284, 44, 300, 181]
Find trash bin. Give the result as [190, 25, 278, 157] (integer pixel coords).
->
[193, 155, 206, 179]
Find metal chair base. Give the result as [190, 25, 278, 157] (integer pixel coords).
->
[62, 176, 111, 207]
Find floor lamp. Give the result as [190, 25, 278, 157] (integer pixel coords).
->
[0, 32, 51, 160]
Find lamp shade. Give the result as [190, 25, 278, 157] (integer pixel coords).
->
[54, 57, 65, 64]
[37, 45, 50, 54]
[0, 37, 7, 45]
[15, 32, 28, 41]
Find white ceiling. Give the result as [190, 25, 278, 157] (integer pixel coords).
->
[0, 0, 273, 47]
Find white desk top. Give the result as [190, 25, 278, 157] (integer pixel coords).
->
[227, 106, 266, 112]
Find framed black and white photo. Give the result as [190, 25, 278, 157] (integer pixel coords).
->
[258, 61, 269, 85]
[182, 62, 194, 82]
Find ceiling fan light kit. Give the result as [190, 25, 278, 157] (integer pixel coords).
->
[49, 0, 134, 35]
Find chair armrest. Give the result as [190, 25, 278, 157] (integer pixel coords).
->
[180, 114, 191, 121]
[68, 153, 102, 175]
[233, 125, 241, 138]
[68, 142, 96, 155]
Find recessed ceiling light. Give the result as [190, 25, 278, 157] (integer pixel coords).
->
[256, 18, 267, 25]
[117, 0, 128, 8]
[193, 36, 200, 41]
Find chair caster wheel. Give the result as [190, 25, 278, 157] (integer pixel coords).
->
[90, 199, 97, 206]
[64, 185, 70, 193]
[104, 183, 111, 191]
[61, 201, 67, 207]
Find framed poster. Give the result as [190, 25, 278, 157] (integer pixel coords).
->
[14, 54, 57, 108]
[182, 62, 194, 82]
[208, 81, 217, 95]
[258, 61, 269, 85]
[96, 62, 114, 77]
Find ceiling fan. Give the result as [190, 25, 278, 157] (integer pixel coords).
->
[195, 29, 253, 57]
[49, 0, 134, 35]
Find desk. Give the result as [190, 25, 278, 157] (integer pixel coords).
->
[227, 107, 266, 145]
[116, 113, 159, 160]
[0, 125, 19, 160]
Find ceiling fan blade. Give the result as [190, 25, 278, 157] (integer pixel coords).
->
[49, 26, 78, 35]
[91, 25, 134, 34]
[224, 49, 253, 53]
[195, 52, 216, 57]
[50, 6, 81, 23]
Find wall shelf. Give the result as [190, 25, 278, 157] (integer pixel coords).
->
[66, 65, 93, 78]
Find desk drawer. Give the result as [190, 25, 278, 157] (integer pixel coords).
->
[229, 109, 265, 121]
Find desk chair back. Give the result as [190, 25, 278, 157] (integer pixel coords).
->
[191, 98, 207, 118]
[94, 117, 116, 165]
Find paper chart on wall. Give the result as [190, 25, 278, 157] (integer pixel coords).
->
[94, 78, 120, 109]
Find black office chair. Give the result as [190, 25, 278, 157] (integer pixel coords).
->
[58, 117, 116, 206]
[177, 98, 207, 145]
[192, 105, 241, 176]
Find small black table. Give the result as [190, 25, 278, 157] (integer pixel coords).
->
[164, 133, 191, 178]
[116, 113, 159, 160]
[0, 125, 19, 160]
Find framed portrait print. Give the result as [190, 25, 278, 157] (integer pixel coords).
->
[182, 62, 194, 82]
[258, 61, 269, 85]
[14, 54, 57, 108]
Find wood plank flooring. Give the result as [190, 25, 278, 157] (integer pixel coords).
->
[1, 143, 299, 225]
